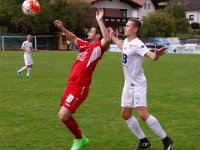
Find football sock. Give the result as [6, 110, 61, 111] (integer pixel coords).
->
[27, 68, 32, 76]
[145, 115, 167, 139]
[126, 116, 146, 139]
[64, 117, 82, 139]
[18, 66, 27, 72]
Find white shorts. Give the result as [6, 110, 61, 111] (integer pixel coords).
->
[24, 54, 33, 65]
[121, 84, 147, 108]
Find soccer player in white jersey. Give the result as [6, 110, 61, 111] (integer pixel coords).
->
[17, 35, 33, 78]
[110, 18, 173, 150]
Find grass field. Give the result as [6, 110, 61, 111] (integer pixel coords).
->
[0, 51, 199, 150]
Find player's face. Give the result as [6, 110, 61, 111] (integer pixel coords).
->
[124, 21, 138, 37]
[27, 35, 32, 42]
[87, 27, 97, 41]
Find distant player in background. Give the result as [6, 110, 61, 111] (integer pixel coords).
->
[17, 35, 34, 78]
[54, 8, 110, 150]
[110, 18, 173, 150]
[66, 38, 71, 50]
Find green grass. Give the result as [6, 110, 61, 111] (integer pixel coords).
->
[176, 32, 200, 38]
[0, 51, 200, 150]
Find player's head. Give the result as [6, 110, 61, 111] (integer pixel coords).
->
[87, 26, 102, 42]
[124, 18, 141, 37]
[27, 35, 32, 42]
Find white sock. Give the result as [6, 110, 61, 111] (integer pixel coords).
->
[27, 68, 32, 76]
[18, 66, 27, 72]
[126, 116, 146, 139]
[146, 115, 167, 139]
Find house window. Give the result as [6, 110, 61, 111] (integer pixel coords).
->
[119, 25, 124, 33]
[189, 15, 194, 21]
[120, 9, 127, 18]
[144, 3, 147, 9]
[148, 3, 151, 9]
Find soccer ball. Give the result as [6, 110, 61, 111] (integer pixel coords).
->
[22, 0, 40, 16]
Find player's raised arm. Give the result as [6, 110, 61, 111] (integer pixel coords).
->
[145, 47, 167, 61]
[54, 20, 78, 45]
[95, 8, 110, 47]
[110, 28, 123, 50]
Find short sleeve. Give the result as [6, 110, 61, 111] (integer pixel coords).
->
[77, 38, 88, 47]
[136, 43, 149, 57]
[21, 42, 25, 49]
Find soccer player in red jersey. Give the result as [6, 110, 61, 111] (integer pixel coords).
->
[54, 8, 110, 150]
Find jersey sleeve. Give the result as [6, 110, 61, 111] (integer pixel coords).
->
[77, 38, 88, 47]
[136, 43, 149, 57]
[21, 42, 25, 49]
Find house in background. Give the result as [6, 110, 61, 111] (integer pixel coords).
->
[87, 0, 157, 35]
[166, 0, 200, 24]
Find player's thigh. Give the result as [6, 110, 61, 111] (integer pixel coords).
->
[121, 86, 135, 108]
[61, 84, 89, 113]
[24, 55, 33, 65]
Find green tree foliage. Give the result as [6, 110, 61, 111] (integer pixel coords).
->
[0, 0, 95, 36]
[166, 3, 189, 33]
[141, 10, 176, 37]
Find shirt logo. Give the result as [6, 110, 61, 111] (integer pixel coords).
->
[77, 50, 88, 61]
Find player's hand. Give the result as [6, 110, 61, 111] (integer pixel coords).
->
[155, 47, 167, 57]
[54, 20, 64, 30]
[109, 28, 115, 38]
[96, 8, 104, 22]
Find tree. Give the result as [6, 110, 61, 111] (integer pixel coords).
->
[0, 0, 95, 36]
[49, 0, 95, 37]
[0, 0, 53, 34]
[141, 10, 176, 37]
[166, 2, 189, 33]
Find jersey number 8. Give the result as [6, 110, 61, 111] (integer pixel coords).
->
[122, 53, 128, 64]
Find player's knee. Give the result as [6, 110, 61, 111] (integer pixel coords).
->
[138, 112, 149, 121]
[121, 111, 131, 120]
[58, 112, 68, 123]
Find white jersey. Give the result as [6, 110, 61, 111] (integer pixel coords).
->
[122, 37, 149, 87]
[21, 41, 33, 65]
[21, 40, 33, 54]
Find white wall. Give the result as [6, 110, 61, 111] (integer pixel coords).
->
[186, 11, 200, 24]
[138, 0, 155, 20]
[91, 0, 139, 18]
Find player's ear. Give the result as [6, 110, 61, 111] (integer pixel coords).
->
[133, 27, 139, 33]
[96, 33, 101, 40]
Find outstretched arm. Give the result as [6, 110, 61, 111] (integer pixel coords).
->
[96, 8, 110, 47]
[54, 20, 78, 45]
[110, 28, 123, 50]
[145, 47, 167, 61]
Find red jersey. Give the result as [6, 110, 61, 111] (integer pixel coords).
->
[68, 38, 107, 86]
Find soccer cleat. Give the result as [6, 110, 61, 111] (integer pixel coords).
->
[70, 135, 89, 150]
[17, 71, 21, 76]
[162, 136, 173, 150]
[26, 75, 31, 78]
[135, 138, 151, 150]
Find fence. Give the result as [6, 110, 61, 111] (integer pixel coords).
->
[0, 35, 58, 51]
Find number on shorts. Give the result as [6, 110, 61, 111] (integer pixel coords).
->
[66, 94, 74, 103]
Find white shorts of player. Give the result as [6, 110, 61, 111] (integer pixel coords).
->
[24, 53, 33, 66]
[121, 84, 147, 108]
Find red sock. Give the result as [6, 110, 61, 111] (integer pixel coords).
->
[64, 117, 82, 139]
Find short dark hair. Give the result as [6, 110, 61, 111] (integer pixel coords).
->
[93, 26, 103, 39]
[128, 18, 141, 34]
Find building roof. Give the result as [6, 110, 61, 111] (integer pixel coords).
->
[167, 0, 200, 11]
[86, 0, 146, 6]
